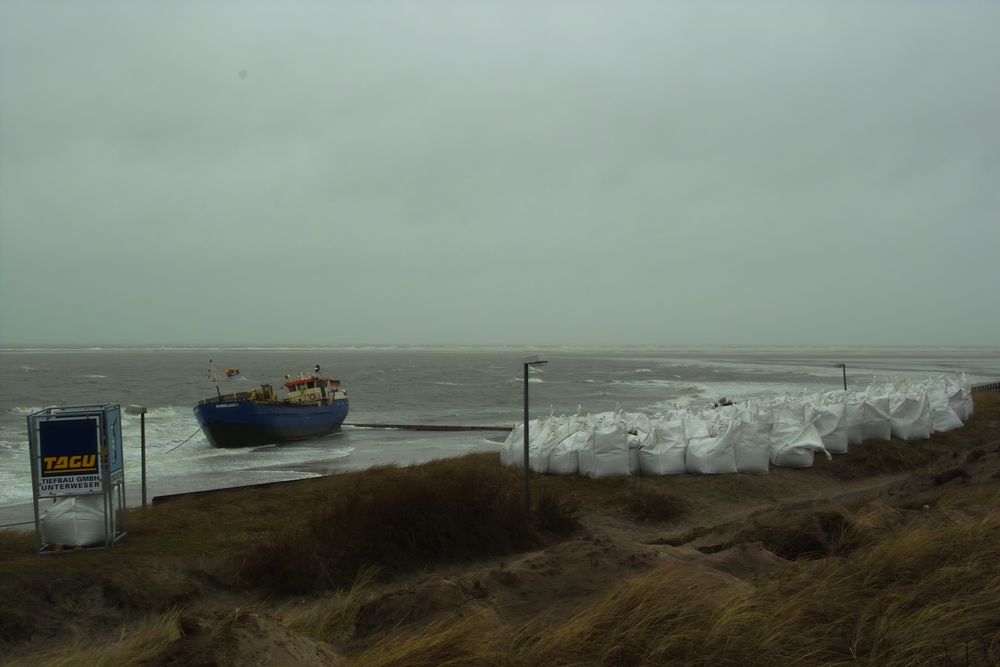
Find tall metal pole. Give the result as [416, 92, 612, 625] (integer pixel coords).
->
[523, 362, 530, 514]
[140, 412, 147, 508]
[841, 364, 848, 391]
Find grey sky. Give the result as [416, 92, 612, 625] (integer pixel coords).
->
[2, 1, 998, 347]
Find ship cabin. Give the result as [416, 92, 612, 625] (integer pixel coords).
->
[283, 375, 347, 404]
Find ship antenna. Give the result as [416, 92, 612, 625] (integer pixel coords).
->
[209, 358, 222, 399]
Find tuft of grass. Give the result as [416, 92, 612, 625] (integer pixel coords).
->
[237, 456, 578, 594]
[281, 567, 381, 643]
[507, 569, 748, 666]
[350, 610, 501, 667]
[4, 609, 184, 667]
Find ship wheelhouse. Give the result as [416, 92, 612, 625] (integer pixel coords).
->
[283, 375, 348, 404]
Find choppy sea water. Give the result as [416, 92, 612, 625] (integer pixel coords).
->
[2, 347, 999, 510]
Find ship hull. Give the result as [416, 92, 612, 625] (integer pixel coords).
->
[193, 398, 349, 448]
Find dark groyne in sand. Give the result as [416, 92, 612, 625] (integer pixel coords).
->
[345, 422, 512, 432]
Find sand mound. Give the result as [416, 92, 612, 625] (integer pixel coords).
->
[151, 610, 343, 667]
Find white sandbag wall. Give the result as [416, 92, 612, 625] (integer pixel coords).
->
[499, 373, 974, 478]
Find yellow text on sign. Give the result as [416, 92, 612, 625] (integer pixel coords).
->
[42, 455, 98, 474]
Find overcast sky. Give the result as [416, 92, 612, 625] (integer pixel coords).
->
[1, 1, 998, 347]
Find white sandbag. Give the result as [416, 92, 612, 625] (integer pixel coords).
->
[889, 392, 932, 441]
[812, 402, 848, 454]
[578, 421, 630, 478]
[528, 419, 556, 473]
[772, 401, 809, 427]
[734, 419, 772, 473]
[927, 381, 963, 432]
[960, 373, 974, 418]
[931, 407, 964, 432]
[622, 411, 652, 440]
[536, 417, 582, 473]
[770, 421, 829, 468]
[638, 418, 688, 475]
[549, 426, 588, 475]
[861, 396, 892, 442]
[628, 445, 641, 475]
[624, 417, 647, 476]
[500, 422, 526, 467]
[686, 420, 738, 474]
[947, 378, 969, 423]
[844, 397, 865, 445]
[714, 404, 739, 420]
[947, 378, 970, 422]
[40, 494, 107, 547]
[824, 391, 864, 445]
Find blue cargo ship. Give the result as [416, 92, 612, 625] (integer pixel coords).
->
[194, 371, 349, 448]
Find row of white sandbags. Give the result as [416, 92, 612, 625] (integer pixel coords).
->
[499, 374, 974, 478]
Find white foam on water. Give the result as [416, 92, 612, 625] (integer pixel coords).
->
[610, 378, 688, 389]
[0, 469, 31, 506]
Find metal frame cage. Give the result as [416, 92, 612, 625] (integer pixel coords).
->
[27, 404, 127, 554]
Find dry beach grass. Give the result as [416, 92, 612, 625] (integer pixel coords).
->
[1, 392, 998, 665]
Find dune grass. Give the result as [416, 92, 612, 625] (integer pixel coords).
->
[280, 566, 381, 643]
[353, 509, 1000, 666]
[19, 503, 999, 667]
[236, 455, 579, 594]
[4, 609, 184, 667]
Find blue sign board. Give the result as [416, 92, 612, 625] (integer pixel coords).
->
[37, 417, 102, 496]
[29, 405, 123, 498]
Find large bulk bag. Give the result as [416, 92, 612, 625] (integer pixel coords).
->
[812, 402, 848, 454]
[686, 420, 738, 474]
[825, 391, 864, 445]
[528, 419, 557, 473]
[714, 404, 739, 420]
[623, 413, 649, 476]
[638, 418, 688, 475]
[927, 381, 963, 432]
[628, 439, 642, 475]
[578, 421, 630, 478]
[734, 419, 772, 473]
[947, 378, 970, 423]
[889, 392, 932, 441]
[861, 396, 892, 442]
[549, 426, 589, 475]
[622, 411, 652, 440]
[772, 401, 808, 427]
[960, 373, 975, 418]
[40, 495, 107, 548]
[500, 422, 527, 467]
[844, 397, 865, 445]
[770, 421, 829, 468]
[931, 407, 963, 433]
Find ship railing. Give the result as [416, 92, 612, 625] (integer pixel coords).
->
[197, 391, 254, 405]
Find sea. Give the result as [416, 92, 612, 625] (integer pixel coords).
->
[2, 347, 999, 517]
